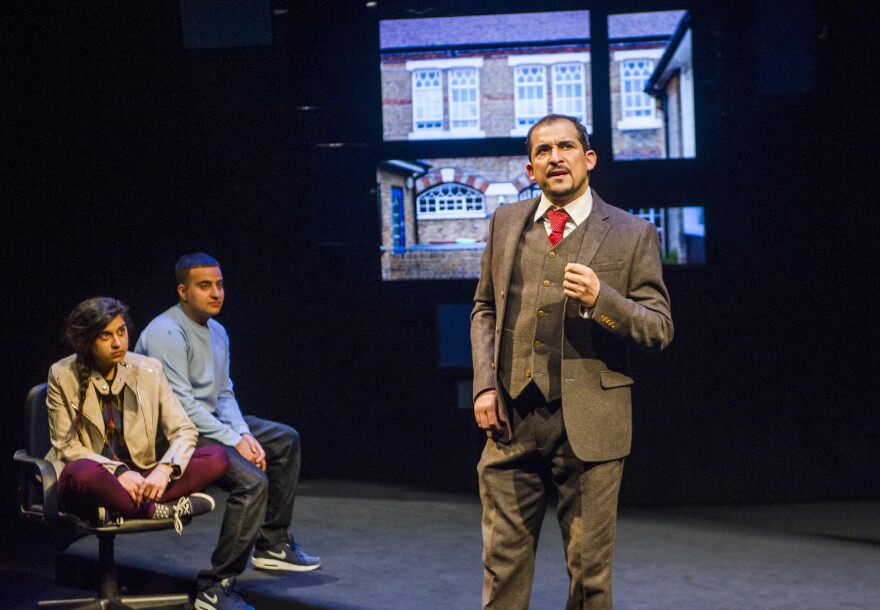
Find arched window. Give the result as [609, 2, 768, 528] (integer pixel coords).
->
[417, 183, 486, 219]
[518, 184, 542, 201]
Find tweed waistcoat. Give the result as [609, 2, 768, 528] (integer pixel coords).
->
[499, 216, 587, 401]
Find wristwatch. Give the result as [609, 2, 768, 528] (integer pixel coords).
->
[161, 462, 180, 483]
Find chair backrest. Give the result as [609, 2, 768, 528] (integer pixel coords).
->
[25, 383, 50, 459]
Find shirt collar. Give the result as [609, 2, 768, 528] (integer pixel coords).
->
[533, 187, 593, 227]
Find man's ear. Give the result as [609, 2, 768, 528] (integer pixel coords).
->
[585, 149, 598, 171]
[526, 162, 536, 182]
[176, 283, 187, 302]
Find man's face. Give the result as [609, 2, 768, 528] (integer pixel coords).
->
[178, 265, 224, 324]
[526, 120, 597, 207]
[91, 314, 128, 375]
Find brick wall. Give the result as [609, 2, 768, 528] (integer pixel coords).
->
[381, 45, 591, 141]
[383, 247, 484, 280]
[381, 60, 413, 140]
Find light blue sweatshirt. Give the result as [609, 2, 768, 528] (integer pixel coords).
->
[135, 304, 249, 446]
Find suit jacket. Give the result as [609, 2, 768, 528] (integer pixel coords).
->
[471, 190, 673, 461]
[46, 352, 198, 479]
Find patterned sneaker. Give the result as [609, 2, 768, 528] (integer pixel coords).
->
[252, 537, 320, 572]
[152, 492, 215, 534]
[194, 578, 253, 610]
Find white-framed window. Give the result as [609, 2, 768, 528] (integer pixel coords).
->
[448, 68, 480, 131]
[406, 58, 485, 139]
[412, 69, 443, 132]
[552, 63, 587, 126]
[514, 65, 547, 130]
[508, 53, 591, 136]
[621, 59, 654, 118]
[417, 183, 486, 219]
[614, 49, 664, 130]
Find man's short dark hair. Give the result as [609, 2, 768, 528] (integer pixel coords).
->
[175, 252, 220, 286]
[525, 114, 591, 160]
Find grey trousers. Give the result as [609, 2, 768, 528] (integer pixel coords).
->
[478, 396, 624, 610]
[196, 415, 301, 589]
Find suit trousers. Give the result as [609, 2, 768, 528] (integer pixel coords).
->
[195, 415, 302, 589]
[478, 385, 624, 610]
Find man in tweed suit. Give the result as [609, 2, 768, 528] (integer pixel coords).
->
[471, 114, 673, 609]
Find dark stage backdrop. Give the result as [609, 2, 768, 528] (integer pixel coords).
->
[2, 0, 877, 528]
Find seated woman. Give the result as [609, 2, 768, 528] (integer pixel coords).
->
[46, 297, 228, 532]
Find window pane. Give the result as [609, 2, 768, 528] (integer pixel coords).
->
[449, 68, 480, 130]
[413, 70, 443, 131]
[514, 66, 547, 127]
[552, 63, 586, 124]
[416, 183, 486, 218]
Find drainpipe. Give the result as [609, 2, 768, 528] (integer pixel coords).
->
[659, 93, 670, 159]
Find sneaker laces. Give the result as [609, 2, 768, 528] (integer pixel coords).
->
[152, 496, 192, 534]
[170, 496, 192, 534]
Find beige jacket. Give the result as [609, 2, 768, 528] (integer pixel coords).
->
[46, 352, 198, 479]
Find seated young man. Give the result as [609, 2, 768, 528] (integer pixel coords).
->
[136, 253, 319, 610]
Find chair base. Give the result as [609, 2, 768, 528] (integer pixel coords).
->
[37, 593, 190, 609]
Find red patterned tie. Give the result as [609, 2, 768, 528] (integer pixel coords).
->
[547, 209, 569, 246]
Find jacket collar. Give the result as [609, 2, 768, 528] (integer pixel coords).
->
[81, 359, 138, 431]
[88, 357, 134, 398]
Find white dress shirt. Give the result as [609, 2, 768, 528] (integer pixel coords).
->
[533, 187, 594, 238]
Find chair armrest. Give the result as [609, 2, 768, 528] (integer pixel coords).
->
[14, 449, 59, 520]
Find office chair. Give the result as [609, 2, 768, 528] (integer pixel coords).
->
[14, 383, 198, 609]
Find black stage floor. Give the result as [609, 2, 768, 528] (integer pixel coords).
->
[4, 479, 879, 609]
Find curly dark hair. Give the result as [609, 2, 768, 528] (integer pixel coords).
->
[64, 297, 132, 416]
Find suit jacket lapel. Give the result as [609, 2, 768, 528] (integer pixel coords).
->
[498, 198, 540, 295]
[570, 190, 611, 266]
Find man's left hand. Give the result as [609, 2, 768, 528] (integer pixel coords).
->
[563, 262, 600, 307]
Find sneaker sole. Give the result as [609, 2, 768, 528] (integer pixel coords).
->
[251, 557, 321, 572]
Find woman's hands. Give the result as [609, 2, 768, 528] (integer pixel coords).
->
[118, 464, 173, 505]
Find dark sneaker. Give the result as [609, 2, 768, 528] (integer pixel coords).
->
[176, 492, 216, 517]
[194, 578, 253, 610]
[252, 538, 320, 572]
[152, 492, 215, 534]
[95, 507, 124, 527]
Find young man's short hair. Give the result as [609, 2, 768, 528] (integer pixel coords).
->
[175, 253, 220, 286]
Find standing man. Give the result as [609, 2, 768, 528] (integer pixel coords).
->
[471, 114, 673, 609]
[136, 253, 319, 610]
